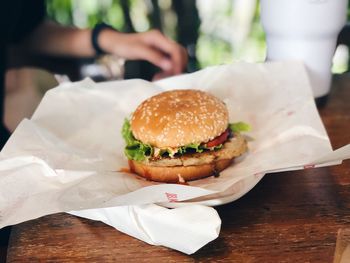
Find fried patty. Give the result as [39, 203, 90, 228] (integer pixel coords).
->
[139, 133, 247, 167]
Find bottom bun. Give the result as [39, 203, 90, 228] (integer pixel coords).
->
[128, 158, 233, 183]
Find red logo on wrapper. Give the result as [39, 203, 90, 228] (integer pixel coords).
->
[303, 164, 315, 169]
[165, 192, 178, 202]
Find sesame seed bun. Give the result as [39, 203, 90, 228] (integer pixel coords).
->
[130, 89, 229, 148]
[129, 158, 233, 183]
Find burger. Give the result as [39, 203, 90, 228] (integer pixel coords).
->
[122, 89, 249, 183]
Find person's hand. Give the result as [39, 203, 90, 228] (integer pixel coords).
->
[99, 29, 188, 78]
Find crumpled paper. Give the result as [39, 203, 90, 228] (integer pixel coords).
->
[0, 61, 349, 254]
[70, 204, 221, 255]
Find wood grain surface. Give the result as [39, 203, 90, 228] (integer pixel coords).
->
[6, 74, 350, 262]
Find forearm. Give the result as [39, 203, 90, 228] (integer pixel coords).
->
[23, 20, 95, 57]
[18, 20, 187, 76]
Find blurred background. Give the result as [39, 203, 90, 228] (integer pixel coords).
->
[5, 0, 350, 131]
[45, 0, 349, 73]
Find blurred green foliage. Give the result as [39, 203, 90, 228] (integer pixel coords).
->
[46, 0, 73, 25]
[46, 0, 126, 30]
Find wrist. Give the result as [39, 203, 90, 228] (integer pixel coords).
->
[98, 28, 120, 55]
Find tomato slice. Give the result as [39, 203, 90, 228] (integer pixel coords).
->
[206, 129, 229, 148]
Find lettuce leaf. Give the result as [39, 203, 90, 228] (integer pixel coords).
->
[229, 122, 251, 133]
[179, 143, 204, 154]
[121, 118, 249, 161]
[122, 119, 152, 161]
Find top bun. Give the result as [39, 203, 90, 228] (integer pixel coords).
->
[130, 89, 229, 148]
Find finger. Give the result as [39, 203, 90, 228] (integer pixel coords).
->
[132, 43, 173, 72]
[143, 30, 187, 74]
[152, 71, 173, 81]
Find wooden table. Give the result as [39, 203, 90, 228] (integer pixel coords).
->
[6, 74, 350, 262]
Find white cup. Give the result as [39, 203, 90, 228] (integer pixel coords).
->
[260, 0, 348, 98]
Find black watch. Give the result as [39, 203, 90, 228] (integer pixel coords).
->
[91, 23, 115, 56]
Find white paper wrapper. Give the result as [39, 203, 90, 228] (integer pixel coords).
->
[0, 61, 349, 254]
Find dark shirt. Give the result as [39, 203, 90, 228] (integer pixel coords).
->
[0, 0, 45, 148]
